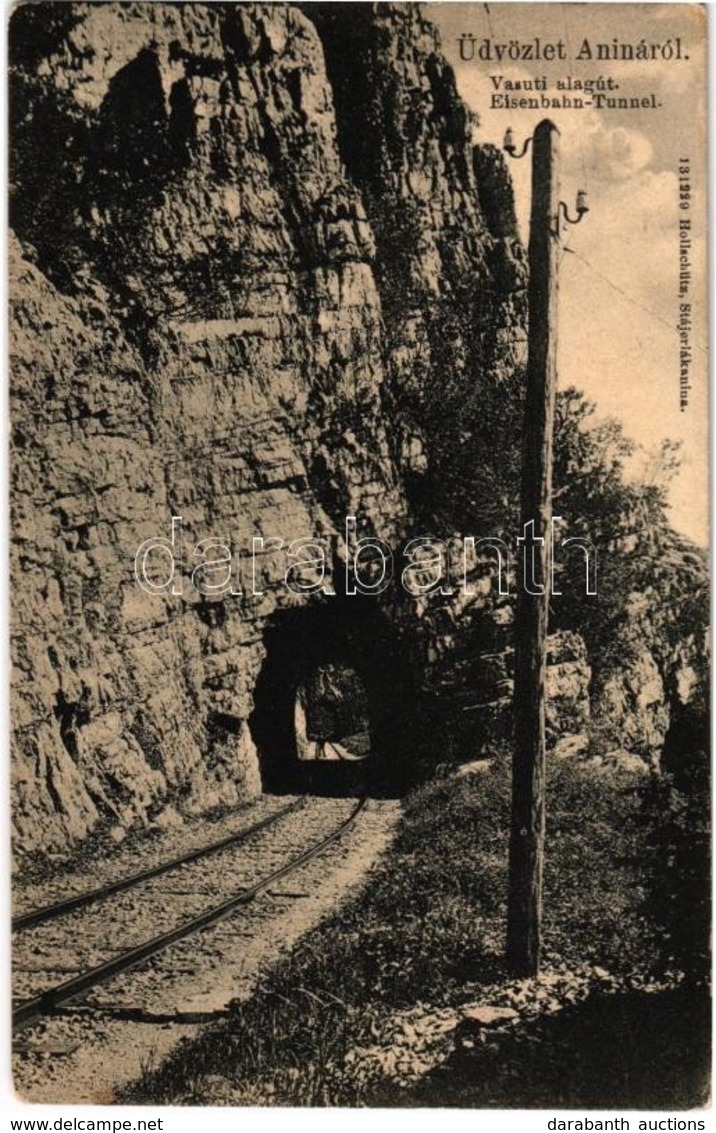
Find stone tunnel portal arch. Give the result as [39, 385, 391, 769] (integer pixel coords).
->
[249, 599, 414, 796]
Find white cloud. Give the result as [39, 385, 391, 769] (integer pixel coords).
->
[584, 124, 654, 182]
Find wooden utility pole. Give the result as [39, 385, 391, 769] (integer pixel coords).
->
[506, 119, 561, 976]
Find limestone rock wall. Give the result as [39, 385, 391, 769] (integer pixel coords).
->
[11, 3, 703, 862]
[588, 533, 709, 763]
[304, 3, 527, 518]
[10, 2, 525, 859]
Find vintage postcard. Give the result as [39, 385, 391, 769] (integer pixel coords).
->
[8, 0, 709, 1112]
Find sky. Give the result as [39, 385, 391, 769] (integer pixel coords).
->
[430, 3, 708, 546]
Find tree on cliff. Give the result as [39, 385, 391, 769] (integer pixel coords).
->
[549, 386, 708, 707]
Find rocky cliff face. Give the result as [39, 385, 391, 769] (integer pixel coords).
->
[11, 3, 702, 863]
[10, 2, 528, 858]
[303, 3, 527, 516]
[588, 526, 709, 765]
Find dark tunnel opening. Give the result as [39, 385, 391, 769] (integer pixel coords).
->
[249, 597, 418, 797]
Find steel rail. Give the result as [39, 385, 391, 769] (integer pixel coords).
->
[13, 796, 306, 932]
[12, 796, 367, 1031]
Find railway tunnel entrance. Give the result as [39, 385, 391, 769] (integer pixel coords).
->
[249, 598, 415, 796]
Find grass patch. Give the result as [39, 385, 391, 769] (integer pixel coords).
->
[125, 752, 681, 1106]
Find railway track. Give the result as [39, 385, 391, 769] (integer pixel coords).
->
[13, 795, 366, 1034]
[13, 796, 306, 932]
